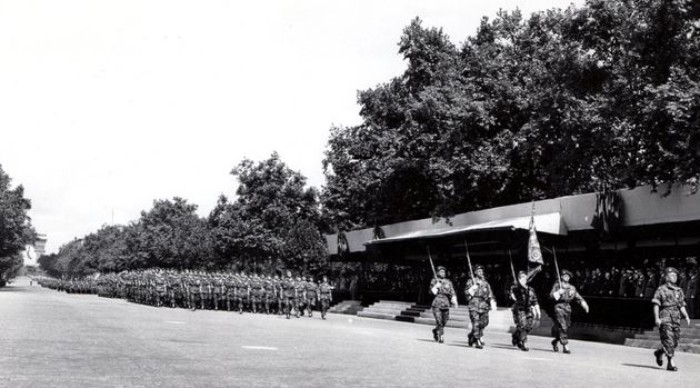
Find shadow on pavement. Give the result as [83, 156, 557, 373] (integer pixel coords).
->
[0, 286, 30, 292]
[621, 363, 662, 370]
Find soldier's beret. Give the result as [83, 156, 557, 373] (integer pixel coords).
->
[665, 267, 679, 276]
[561, 270, 573, 278]
[474, 265, 484, 271]
[436, 266, 446, 272]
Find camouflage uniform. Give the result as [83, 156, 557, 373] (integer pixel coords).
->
[237, 275, 250, 313]
[465, 273, 496, 347]
[264, 276, 275, 314]
[549, 280, 586, 348]
[510, 282, 538, 348]
[430, 276, 456, 343]
[225, 275, 236, 311]
[280, 275, 296, 319]
[305, 278, 319, 317]
[652, 281, 686, 359]
[295, 277, 306, 317]
[249, 275, 264, 313]
[319, 278, 333, 319]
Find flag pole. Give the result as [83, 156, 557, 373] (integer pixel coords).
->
[427, 245, 439, 282]
[552, 246, 562, 286]
[464, 239, 475, 283]
[508, 249, 517, 285]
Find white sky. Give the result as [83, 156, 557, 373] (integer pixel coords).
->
[0, 0, 581, 253]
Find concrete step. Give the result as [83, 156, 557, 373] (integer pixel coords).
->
[623, 339, 700, 354]
[362, 307, 406, 315]
[635, 328, 700, 337]
[357, 311, 397, 320]
[633, 335, 700, 344]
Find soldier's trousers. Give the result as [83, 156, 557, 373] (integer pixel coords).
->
[251, 296, 262, 312]
[238, 297, 249, 312]
[320, 298, 330, 316]
[282, 297, 294, 316]
[552, 303, 572, 345]
[512, 309, 534, 343]
[468, 310, 489, 339]
[433, 307, 450, 336]
[306, 298, 316, 314]
[658, 309, 682, 358]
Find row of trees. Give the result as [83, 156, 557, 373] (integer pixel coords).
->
[37, 0, 700, 277]
[322, 0, 700, 231]
[0, 164, 36, 282]
[40, 153, 328, 278]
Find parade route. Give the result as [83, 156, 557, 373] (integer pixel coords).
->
[1, 277, 698, 388]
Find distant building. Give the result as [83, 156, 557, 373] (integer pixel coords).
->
[22, 234, 47, 266]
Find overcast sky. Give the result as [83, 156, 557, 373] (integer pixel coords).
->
[0, 0, 581, 253]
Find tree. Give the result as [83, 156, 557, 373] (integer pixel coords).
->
[130, 198, 212, 269]
[0, 164, 36, 278]
[322, 1, 700, 231]
[209, 152, 327, 273]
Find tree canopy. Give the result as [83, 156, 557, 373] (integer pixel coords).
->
[41, 154, 327, 278]
[322, 0, 700, 231]
[0, 164, 36, 278]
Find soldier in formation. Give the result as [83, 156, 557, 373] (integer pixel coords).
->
[319, 275, 333, 319]
[465, 265, 497, 349]
[37, 269, 333, 319]
[430, 266, 457, 343]
[652, 267, 691, 371]
[510, 270, 540, 351]
[550, 269, 589, 354]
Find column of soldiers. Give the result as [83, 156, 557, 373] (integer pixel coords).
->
[37, 269, 335, 319]
[431, 264, 694, 371]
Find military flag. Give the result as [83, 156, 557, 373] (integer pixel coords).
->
[527, 204, 543, 265]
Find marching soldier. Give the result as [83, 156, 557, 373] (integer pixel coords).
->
[281, 271, 296, 319]
[550, 269, 589, 354]
[430, 266, 457, 343]
[249, 274, 264, 313]
[237, 273, 250, 314]
[274, 274, 283, 315]
[465, 265, 497, 349]
[305, 276, 319, 317]
[510, 271, 540, 351]
[295, 276, 306, 318]
[263, 275, 274, 314]
[652, 267, 691, 371]
[319, 275, 333, 319]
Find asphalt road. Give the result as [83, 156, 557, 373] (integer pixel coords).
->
[1, 277, 698, 388]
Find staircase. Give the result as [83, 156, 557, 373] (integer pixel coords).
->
[624, 320, 700, 354]
[357, 300, 554, 333]
[328, 300, 364, 315]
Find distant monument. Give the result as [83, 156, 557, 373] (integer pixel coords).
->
[23, 234, 48, 266]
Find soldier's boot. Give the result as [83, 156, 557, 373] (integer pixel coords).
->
[322, 312, 326, 320]
[475, 338, 484, 349]
[518, 341, 529, 351]
[654, 349, 664, 366]
[562, 345, 571, 354]
[666, 357, 677, 371]
[512, 335, 518, 347]
[551, 339, 559, 352]
[308, 308, 313, 318]
[438, 333, 444, 343]
[227, 300, 231, 311]
[467, 334, 474, 347]
[432, 328, 439, 342]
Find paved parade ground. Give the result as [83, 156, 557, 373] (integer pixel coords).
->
[1, 277, 698, 388]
